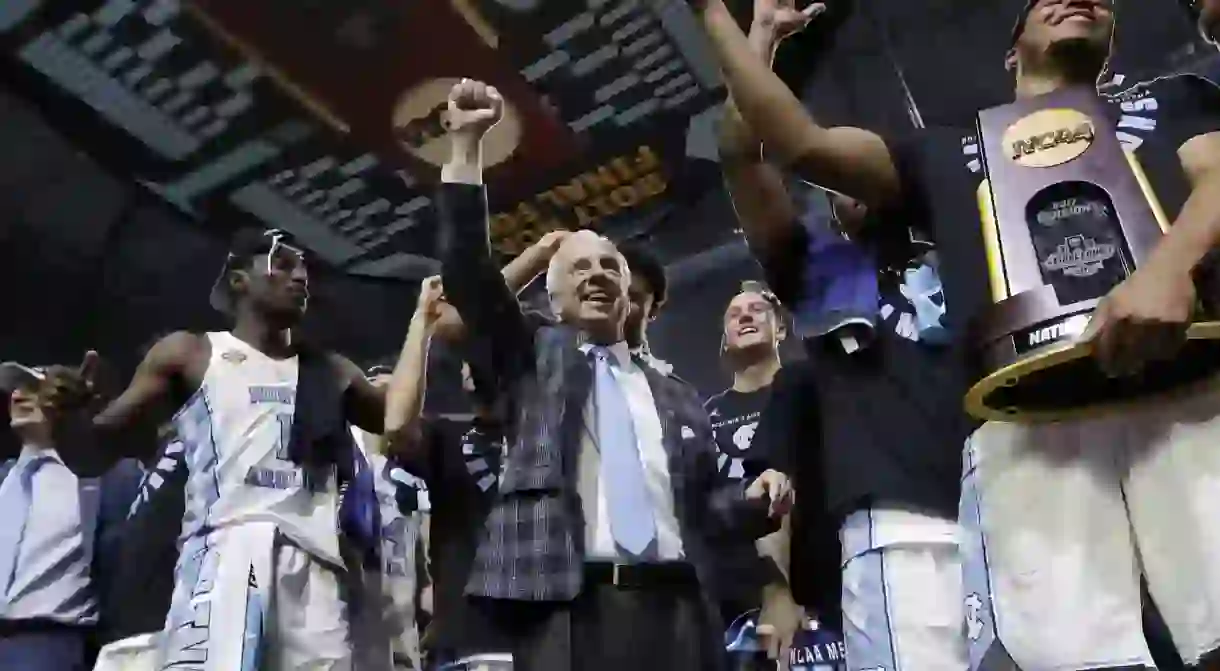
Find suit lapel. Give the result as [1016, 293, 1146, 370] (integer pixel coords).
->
[638, 360, 684, 462]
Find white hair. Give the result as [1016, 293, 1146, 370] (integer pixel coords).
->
[544, 230, 630, 299]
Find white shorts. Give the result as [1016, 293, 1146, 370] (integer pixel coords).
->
[157, 523, 351, 671]
[960, 383, 1220, 670]
[840, 507, 969, 671]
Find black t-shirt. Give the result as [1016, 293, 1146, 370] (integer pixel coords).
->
[415, 416, 509, 657]
[704, 386, 782, 613]
[764, 75, 1220, 524]
[706, 387, 774, 482]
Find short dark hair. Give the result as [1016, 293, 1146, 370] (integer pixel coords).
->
[619, 243, 668, 311]
[736, 280, 783, 314]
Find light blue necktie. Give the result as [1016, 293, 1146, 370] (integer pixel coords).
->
[590, 346, 657, 556]
[0, 455, 53, 598]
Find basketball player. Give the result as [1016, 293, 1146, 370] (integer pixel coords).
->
[42, 228, 389, 670]
[693, 0, 1220, 668]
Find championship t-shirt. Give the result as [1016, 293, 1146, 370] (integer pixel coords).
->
[704, 386, 781, 619]
[413, 416, 509, 659]
[705, 387, 773, 482]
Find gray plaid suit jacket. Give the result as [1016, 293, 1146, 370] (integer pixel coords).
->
[438, 182, 777, 602]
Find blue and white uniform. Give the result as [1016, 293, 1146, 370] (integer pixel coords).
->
[349, 428, 425, 671]
[156, 331, 349, 671]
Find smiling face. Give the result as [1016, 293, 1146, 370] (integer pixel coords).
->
[547, 231, 630, 343]
[8, 383, 46, 430]
[723, 291, 785, 356]
[1010, 0, 1115, 76]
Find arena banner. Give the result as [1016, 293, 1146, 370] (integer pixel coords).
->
[0, 0, 728, 274]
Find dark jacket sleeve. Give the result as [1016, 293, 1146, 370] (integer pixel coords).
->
[436, 182, 535, 393]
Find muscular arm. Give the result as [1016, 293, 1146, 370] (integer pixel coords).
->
[1153, 131, 1220, 271]
[56, 331, 201, 475]
[699, 0, 900, 210]
[438, 134, 534, 392]
[382, 311, 434, 471]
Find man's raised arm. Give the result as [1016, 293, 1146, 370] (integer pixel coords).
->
[695, 0, 901, 211]
[437, 78, 533, 390]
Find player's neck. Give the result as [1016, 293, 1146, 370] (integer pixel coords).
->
[231, 317, 295, 359]
[731, 355, 780, 394]
[1014, 60, 1102, 99]
[15, 422, 52, 450]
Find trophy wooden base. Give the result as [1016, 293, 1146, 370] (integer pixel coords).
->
[965, 321, 1220, 422]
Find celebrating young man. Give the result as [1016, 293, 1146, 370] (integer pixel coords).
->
[694, 0, 1220, 668]
[41, 229, 390, 670]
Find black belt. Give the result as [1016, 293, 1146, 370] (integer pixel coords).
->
[584, 561, 700, 591]
[0, 618, 92, 637]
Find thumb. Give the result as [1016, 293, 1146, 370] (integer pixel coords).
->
[802, 2, 827, 18]
[1076, 308, 1107, 346]
[469, 108, 499, 123]
[78, 350, 100, 382]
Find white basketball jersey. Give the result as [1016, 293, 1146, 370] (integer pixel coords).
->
[173, 332, 341, 565]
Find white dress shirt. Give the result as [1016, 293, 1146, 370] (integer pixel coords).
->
[577, 342, 685, 562]
[0, 445, 98, 623]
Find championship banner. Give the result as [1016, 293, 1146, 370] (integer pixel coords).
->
[0, 0, 727, 275]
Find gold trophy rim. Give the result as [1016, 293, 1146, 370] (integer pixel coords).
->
[965, 320, 1220, 422]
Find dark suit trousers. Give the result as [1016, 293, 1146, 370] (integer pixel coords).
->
[0, 628, 90, 671]
[474, 581, 725, 671]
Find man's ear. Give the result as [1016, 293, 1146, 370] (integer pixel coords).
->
[1004, 48, 1018, 73]
[228, 269, 249, 295]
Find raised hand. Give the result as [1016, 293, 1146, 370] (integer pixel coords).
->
[443, 78, 504, 141]
[753, 0, 826, 43]
[415, 275, 448, 325]
[39, 350, 101, 417]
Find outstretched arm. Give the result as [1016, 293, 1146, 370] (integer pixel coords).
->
[438, 79, 535, 392]
[717, 19, 807, 304]
[42, 332, 201, 474]
[382, 277, 444, 472]
[696, 0, 901, 211]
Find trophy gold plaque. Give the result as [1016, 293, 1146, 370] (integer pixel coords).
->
[964, 86, 1220, 422]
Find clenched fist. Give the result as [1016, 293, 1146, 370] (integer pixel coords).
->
[443, 78, 504, 140]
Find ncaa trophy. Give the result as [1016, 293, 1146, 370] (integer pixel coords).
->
[964, 86, 1220, 422]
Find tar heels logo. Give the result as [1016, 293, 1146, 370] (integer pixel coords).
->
[732, 422, 757, 452]
[879, 253, 950, 345]
[127, 439, 186, 519]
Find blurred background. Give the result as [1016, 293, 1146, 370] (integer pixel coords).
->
[0, 0, 1215, 458]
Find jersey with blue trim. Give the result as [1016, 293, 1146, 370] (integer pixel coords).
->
[172, 331, 340, 564]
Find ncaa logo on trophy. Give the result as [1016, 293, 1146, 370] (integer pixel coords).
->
[965, 87, 1220, 422]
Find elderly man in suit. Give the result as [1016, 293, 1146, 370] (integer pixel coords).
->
[0, 362, 142, 670]
[435, 77, 793, 671]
